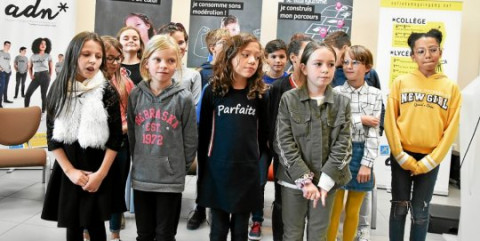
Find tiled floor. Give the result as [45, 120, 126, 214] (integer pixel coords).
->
[0, 168, 460, 241]
[0, 81, 460, 240]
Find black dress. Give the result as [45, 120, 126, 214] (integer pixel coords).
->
[41, 82, 123, 228]
[197, 86, 268, 213]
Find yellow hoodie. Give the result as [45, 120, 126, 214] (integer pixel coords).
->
[385, 69, 462, 175]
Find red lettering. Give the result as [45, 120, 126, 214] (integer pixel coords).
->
[162, 111, 169, 121]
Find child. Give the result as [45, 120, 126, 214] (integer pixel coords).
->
[198, 28, 230, 89]
[117, 26, 144, 85]
[323, 31, 350, 87]
[327, 45, 382, 241]
[41, 31, 123, 241]
[385, 29, 461, 241]
[14, 46, 28, 98]
[263, 39, 288, 85]
[267, 35, 312, 241]
[187, 27, 230, 231]
[124, 12, 156, 44]
[101, 35, 135, 241]
[197, 33, 268, 241]
[158, 22, 202, 106]
[25, 37, 53, 113]
[55, 54, 64, 76]
[127, 34, 198, 241]
[274, 41, 352, 241]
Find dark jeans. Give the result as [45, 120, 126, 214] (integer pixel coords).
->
[0, 71, 6, 106]
[66, 220, 106, 241]
[271, 156, 283, 241]
[251, 151, 270, 223]
[389, 152, 440, 241]
[2, 71, 11, 101]
[25, 71, 50, 112]
[15, 72, 27, 97]
[210, 208, 250, 241]
[109, 138, 131, 232]
[134, 190, 182, 241]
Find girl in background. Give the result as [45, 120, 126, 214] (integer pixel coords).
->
[327, 45, 382, 241]
[101, 35, 135, 241]
[274, 41, 352, 241]
[157, 22, 202, 106]
[124, 12, 156, 45]
[197, 33, 268, 241]
[25, 37, 53, 113]
[127, 34, 197, 241]
[385, 29, 461, 241]
[117, 26, 144, 85]
[41, 31, 122, 241]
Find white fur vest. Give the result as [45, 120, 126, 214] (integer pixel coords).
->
[52, 76, 110, 149]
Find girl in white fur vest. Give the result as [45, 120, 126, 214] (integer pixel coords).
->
[41, 31, 123, 241]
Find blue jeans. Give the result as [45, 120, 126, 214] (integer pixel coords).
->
[109, 137, 130, 233]
[389, 152, 439, 241]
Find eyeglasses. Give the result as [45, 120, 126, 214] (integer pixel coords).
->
[414, 46, 440, 56]
[106, 55, 123, 64]
[215, 40, 227, 46]
[343, 60, 362, 66]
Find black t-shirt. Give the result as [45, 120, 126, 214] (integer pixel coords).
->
[121, 63, 142, 85]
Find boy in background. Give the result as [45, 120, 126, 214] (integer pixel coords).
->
[262, 39, 288, 85]
[14, 46, 28, 98]
[55, 54, 64, 76]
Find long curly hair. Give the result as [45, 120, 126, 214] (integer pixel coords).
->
[211, 33, 266, 99]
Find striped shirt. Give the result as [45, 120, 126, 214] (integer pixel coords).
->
[335, 82, 383, 168]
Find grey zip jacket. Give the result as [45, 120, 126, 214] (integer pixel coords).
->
[127, 80, 197, 193]
[274, 85, 352, 187]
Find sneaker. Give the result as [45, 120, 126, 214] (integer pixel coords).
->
[356, 227, 370, 241]
[187, 210, 206, 230]
[248, 222, 262, 240]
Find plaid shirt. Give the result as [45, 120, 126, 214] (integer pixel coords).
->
[335, 82, 383, 168]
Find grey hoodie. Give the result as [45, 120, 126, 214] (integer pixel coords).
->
[127, 80, 197, 193]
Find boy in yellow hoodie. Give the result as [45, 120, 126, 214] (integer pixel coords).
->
[385, 29, 461, 241]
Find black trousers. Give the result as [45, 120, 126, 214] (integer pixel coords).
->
[210, 208, 250, 241]
[134, 190, 182, 241]
[15, 72, 27, 97]
[66, 220, 106, 241]
[24, 71, 50, 112]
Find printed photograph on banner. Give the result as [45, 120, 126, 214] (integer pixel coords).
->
[0, 0, 76, 110]
[94, 0, 172, 45]
[187, 0, 262, 68]
[276, 0, 353, 43]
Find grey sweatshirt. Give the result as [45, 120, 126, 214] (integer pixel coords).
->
[127, 80, 197, 193]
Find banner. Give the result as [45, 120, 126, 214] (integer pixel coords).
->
[187, 0, 262, 68]
[375, 0, 463, 195]
[276, 0, 353, 42]
[95, 0, 172, 42]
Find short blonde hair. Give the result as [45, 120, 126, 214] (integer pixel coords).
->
[206, 28, 230, 54]
[140, 34, 182, 81]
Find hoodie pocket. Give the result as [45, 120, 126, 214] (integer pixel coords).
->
[132, 156, 175, 183]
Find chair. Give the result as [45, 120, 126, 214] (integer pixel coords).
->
[0, 106, 49, 183]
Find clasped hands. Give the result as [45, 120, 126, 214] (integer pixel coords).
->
[65, 168, 104, 193]
[302, 182, 328, 208]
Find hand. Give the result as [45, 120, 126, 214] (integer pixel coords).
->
[357, 165, 371, 183]
[302, 182, 320, 207]
[65, 168, 91, 187]
[31, 75, 35, 80]
[361, 116, 380, 127]
[318, 188, 328, 207]
[83, 171, 105, 193]
[122, 124, 128, 134]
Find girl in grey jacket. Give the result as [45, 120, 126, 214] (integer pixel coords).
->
[274, 41, 352, 241]
[127, 35, 197, 241]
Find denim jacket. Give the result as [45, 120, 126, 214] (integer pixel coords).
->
[274, 85, 352, 187]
